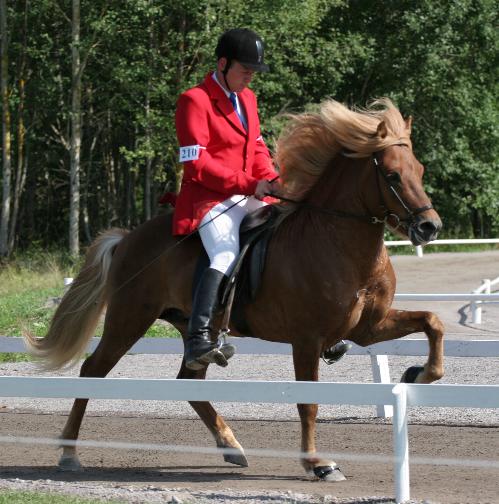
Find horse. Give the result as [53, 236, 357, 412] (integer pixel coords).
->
[25, 98, 445, 481]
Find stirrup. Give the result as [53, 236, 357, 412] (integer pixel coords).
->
[186, 337, 236, 371]
[321, 341, 352, 365]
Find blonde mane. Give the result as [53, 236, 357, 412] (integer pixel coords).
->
[275, 98, 411, 201]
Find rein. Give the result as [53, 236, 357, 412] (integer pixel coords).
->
[273, 146, 432, 229]
[101, 148, 431, 300]
[273, 193, 379, 224]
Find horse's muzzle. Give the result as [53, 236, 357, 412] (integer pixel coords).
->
[408, 215, 442, 246]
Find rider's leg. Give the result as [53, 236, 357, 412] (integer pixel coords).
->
[184, 267, 227, 369]
[185, 196, 266, 370]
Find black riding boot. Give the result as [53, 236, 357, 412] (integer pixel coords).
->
[185, 268, 233, 370]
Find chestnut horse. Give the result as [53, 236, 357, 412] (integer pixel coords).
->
[26, 98, 444, 481]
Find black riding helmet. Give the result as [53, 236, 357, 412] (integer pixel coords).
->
[215, 28, 270, 73]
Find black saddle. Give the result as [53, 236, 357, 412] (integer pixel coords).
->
[193, 205, 279, 335]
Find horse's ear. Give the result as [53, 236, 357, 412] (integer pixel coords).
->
[405, 115, 413, 135]
[376, 121, 388, 139]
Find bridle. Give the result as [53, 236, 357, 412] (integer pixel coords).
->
[371, 145, 433, 229]
[275, 144, 433, 229]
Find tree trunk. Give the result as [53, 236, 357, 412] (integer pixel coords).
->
[144, 92, 152, 221]
[0, 0, 12, 257]
[9, 0, 29, 252]
[69, 0, 82, 257]
[143, 1, 153, 221]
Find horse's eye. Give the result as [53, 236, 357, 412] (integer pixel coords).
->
[387, 172, 401, 184]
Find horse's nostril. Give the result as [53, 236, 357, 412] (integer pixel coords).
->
[420, 221, 436, 232]
[418, 220, 440, 238]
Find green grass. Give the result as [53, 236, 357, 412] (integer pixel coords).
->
[0, 490, 122, 504]
[0, 250, 180, 364]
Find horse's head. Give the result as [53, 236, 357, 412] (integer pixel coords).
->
[374, 118, 441, 245]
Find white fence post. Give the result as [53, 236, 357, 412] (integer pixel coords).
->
[471, 300, 482, 324]
[471, 278, 492, 324]
[392, 383, 410, 504]
[484, 278, 492, 295]
[370, 354, 393, 418]
[415, 245, 423, 257]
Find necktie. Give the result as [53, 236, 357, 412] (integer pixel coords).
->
[229, 92, 246, 130]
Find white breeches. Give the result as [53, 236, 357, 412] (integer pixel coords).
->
[198, 195, 268, 275]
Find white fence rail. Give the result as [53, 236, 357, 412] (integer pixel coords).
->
[1, 376, 498, 504]
[394, 292, 499, 325]
[2, 336, 499, 420]
[385, 238, 499, 257]
[3, 335, 499, 357]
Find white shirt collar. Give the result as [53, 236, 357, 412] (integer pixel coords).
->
[212, 71, 232, 98]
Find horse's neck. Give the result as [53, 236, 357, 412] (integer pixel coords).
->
[297, 154, 386, 266]
[314, 154, 378, 215]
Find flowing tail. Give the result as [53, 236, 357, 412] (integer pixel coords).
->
[24, 228, 129, 370]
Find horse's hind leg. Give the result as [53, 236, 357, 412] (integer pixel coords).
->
[292, 342, 346, 482]
[364, 308, 445, 384]
[58, 342, 123, 471]
[59, 301, 159, 471]
[176, 345, 248, 467]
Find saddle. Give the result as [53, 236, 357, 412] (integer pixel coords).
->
[193, 205, 279, 336]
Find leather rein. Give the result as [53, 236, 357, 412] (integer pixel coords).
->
[274, 145, 433, 229]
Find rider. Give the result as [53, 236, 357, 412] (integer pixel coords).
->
[172, 28, 350, 370]
[173, 28, 277, 370]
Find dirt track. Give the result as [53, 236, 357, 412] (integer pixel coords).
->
[1, 250, 499, 503]
[1, 413, 498, 503]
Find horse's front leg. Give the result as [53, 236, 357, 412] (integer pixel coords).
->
[367, 308, 445, 384]
[292, 343, 346, 482]
[176, 356, 248, 467]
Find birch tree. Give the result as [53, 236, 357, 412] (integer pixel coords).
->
[0, 0, 12, 256]
[8, 0, 29, 252]
[69, 0, 82, 257]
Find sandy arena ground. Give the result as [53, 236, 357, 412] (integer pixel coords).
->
[0, 250, 498, 503]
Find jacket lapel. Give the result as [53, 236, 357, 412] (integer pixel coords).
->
[204, 74, 247, 135]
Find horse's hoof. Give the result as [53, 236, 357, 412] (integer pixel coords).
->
[313, 464, 346, 482]
[401, 365, 425, 383]
[224, 450, 249, 467]
[58, 454, 82, 472]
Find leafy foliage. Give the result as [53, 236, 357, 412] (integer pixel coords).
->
[1, 0, 498, 251]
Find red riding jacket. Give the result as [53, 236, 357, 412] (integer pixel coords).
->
[172, 73, 278, 235]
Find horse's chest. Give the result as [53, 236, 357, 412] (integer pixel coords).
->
[332, 288, 373, 338]
[346, 289, 368, 325]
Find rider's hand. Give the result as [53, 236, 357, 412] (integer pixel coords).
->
[255, 179, 274, 200]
